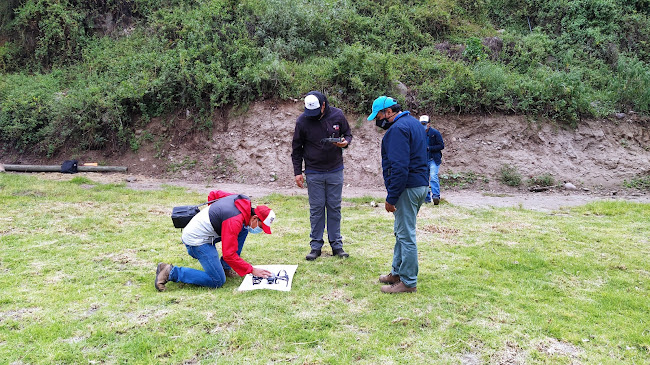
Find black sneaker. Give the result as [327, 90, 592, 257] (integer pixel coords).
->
[305, 249, 321, 261]
[433, 197, 440, 205]
[332, 248, 349, 258]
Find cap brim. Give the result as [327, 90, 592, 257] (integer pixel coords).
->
[260, 222, 271, 234]
[367, 110, 379, 121]
[304, 108, 321, 117]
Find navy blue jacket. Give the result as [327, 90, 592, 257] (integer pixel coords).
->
[426, 127, 444, 165]
[381, 111, 429, 205]
[291, 95, 352, 176]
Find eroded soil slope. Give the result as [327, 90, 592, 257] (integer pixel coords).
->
[4, 100, 650, 194]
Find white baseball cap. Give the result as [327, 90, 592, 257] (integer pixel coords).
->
[304, 94, 321, 116]
[419, 115, 430, 123]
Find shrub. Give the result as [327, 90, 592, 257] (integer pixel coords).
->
[2, 0, 650, 156]
[527, 173, 555, 187]
[498, 164, 522, 186]
[440, 170, 488, 189]
[623, 174, 650, 191]
[463, 37, 488, 62]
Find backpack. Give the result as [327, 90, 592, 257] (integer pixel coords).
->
[60, 160, 78, 174]
[170, 198, 219, 229]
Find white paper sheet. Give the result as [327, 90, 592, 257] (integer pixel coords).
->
[238, 264, 298, 292]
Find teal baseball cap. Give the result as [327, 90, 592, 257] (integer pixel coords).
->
[367, 96, 398, 121]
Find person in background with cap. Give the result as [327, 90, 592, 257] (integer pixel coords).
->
[291, 91, 353, 260]
[420, 115, 445, 205]
[367, 96, 428, 294]
[155, 190, 275, 291]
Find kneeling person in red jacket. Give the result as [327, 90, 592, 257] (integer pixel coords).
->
[155, 190, 275, 291]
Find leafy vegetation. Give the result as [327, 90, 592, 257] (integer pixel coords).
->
[440, 170, 489, 188]
[623, 173, 650, 191]
[498, 164, 522, 186]
[527, 173, 556, 187]
[1, 0, 649, 155]
[1, 173, 649, 363]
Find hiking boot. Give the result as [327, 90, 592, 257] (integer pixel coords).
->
[155, 262, 173, 292]
[305, 249, 321, 261]
[332, 248, 349, 258]
[224, 268, 239, 278]
[381, 281, 417, 294]
[433, 197, 440, 205]
[379, 272, 400, 284]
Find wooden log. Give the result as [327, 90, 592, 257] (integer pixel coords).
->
[1, 164, 127, 173]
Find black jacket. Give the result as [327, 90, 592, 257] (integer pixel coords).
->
[291, 92, 353, 175]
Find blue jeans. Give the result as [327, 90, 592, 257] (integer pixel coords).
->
[169, 229, 247, 288]
[426, 161, 441, 201]
[305, 170, 344, 250]
[391, 186, 427, 288]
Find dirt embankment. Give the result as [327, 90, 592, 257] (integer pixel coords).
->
[2, 100, 649, 210]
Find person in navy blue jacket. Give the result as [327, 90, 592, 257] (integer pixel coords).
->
[367, 96, 429, 294]
[420, 115, 445, 204]
[291, 91, 353, 261]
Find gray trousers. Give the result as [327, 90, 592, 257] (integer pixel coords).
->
[305, 170, 344, 250]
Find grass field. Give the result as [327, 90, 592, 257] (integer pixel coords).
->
[1, 173, 649, 364]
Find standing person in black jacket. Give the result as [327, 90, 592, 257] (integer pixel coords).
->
[291, 91, 353, 260]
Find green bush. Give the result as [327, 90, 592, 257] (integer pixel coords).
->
[1, 0, 650, 156]
[498, 164, 522, 187]
[527, 173, 555, 187]
[623, 174, 650, 191]
[611, 55, 650, 113]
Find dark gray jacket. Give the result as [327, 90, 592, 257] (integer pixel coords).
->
[291, 92, 352, 175]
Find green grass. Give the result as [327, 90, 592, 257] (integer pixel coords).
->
[1, 174, 649, 364]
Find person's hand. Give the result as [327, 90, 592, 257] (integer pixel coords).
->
[251, 267, 272, 278]
[385, 201, 396, 212]
[334, 138, 348, 148]
[295, 174, 304, 188]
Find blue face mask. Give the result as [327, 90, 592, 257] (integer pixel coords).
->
[246, 225, 263, 234]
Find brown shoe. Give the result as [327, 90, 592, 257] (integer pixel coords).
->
[155, 262, 172, 292]
[381, 281, 417, 294]
[379, 273, 400, 284]
[224, 268, 239, 278]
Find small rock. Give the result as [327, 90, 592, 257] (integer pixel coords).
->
[564, 182, 577, 190]
[615, 113, 626, 119]
[395, 81, 408, 97]
[126, 177, 137, 183]
[0, 164, 5, 172]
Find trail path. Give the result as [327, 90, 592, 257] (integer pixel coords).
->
[24, 172, 648, 212]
